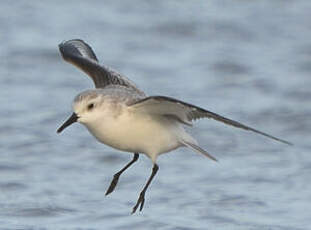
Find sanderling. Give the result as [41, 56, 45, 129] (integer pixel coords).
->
[57, 39, 292, 214]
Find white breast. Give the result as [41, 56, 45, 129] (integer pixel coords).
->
[84, 105, 183, 160]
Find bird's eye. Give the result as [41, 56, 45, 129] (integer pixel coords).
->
[87, 103, 94, 110]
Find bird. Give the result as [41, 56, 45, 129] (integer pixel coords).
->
[56, 39, 292, 214]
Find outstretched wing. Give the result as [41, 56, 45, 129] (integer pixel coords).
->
[130, 96, 292, 145]
[59, 39, 144, 94]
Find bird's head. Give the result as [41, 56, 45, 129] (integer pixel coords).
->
[57, 89, 106, 133]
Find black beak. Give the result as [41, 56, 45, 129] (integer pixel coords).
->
[57, 112, 79, 133]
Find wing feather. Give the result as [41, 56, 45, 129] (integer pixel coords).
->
[59, 39, 144, 95]
[130, 96, 292, 145]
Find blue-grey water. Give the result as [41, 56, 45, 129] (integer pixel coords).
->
[0, 1, 310, 229]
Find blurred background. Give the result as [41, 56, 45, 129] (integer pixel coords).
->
[0, 0, 310, 229]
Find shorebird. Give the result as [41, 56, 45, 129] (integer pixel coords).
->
[57, 39, 292, 214]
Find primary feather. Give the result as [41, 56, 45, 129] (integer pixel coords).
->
[130, 96, 293, 145]
[59, 39, 144, 95]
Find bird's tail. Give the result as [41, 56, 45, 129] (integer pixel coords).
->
[180, 138, 217, 162]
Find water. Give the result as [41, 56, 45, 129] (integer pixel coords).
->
[0, 1, 310, 229]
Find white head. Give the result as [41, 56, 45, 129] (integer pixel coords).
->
[57, 89, 107, 133]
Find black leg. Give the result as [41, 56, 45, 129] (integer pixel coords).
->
[132, 164, 159, 214]
[105, 153, 139, 196]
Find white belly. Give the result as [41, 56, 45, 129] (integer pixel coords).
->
[84, 109, 182, 159]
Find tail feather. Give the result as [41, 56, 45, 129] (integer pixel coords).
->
[181, 140, 217, 162]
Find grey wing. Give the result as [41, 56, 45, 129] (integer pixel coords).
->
[130, 96, 292, 145]
[59, 39, 144, 94]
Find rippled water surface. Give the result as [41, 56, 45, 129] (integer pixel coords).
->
[0, 1, 310, 229]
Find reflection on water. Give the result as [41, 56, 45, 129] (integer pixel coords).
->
[0, 1, 310, 229]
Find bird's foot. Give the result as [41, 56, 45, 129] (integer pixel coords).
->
[105, 173, 120, 196]
[131, 192, 145, 214]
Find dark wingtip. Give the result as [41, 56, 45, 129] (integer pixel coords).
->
[58, 40, 67, 59]
[58, 38, 83, 48]
[58, 39, 98, 62]
[283, 140, 294, 146]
